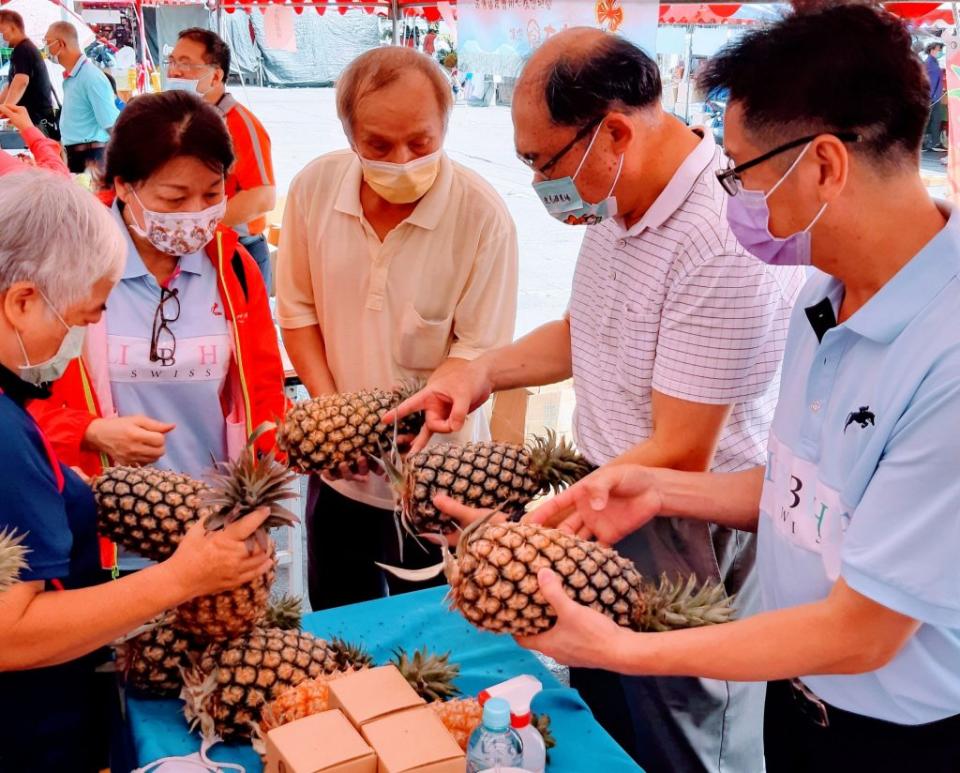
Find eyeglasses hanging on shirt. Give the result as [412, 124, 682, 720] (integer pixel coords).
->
[150, 286, 180, 366]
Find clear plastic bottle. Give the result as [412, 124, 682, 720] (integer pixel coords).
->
[466, 697, 524, 773]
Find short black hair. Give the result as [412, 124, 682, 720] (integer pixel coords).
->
[178, 27, 231, 78]
[544, 35, 661, 128]
[104, 91, 235, 188]
[0, 10, 24, 31]
[926, 41, 945, 54]
[698, 3, 928, 162]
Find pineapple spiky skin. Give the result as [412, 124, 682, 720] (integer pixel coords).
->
[390, 647, 461, 703]
[184, 628, 366, 742]
[172, 543, 277, 643]
[259, 670, 353, 734]
[121, 624, 201, 697]
[394, 432, 594, 535]
[93, 467, 210, 562]
[277, 382, 424, 475]
[444, 518, 735, 636]
[431, 698, 484, 751]
[0, 528, 28, 592]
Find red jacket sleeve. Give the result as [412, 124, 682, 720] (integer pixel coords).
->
[233, 243, 288, 456]
[28, 359, 104, 475]
[23, 127, 69, 177]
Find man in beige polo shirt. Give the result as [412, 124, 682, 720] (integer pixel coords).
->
[276, 47, 519, 610]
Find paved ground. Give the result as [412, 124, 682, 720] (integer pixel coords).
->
[234, 85, 585, 338]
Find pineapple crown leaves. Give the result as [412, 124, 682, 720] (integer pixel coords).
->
[532, 712, 557, 751]
[180, 665, 219, 744]
[0, 528, 29, 592]
[263, 595, 303, 631]
[526, 430, 595, 495]
[329, 637, 376, 671]
[634, 573, 736, 632]
[390, 646, 462, 703]
[200, 423, 299, 537]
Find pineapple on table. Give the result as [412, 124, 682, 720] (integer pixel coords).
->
[0, 527, 28, 592]
[120, 596, 305, 698]
[439, 516, 736, 637]
[277, 381, 425, 476]
[183, 629, 373, 742]
[385, 431, 595, 536]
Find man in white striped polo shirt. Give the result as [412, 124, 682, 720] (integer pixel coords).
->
[391, 29, 804, 772]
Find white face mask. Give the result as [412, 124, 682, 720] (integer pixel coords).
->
[15, 292, 86, 387]
[165, 77, 202, 94]
[128, 189, 226, 256]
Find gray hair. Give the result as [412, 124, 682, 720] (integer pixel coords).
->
[336, 47, 453, 141]
[48, 21, 80, 47]
[0, 172, 126, 312]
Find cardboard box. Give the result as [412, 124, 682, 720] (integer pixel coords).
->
[265, 709, 377, 773]
[361, 706, 466, 773]
[328, 666, 426, 727]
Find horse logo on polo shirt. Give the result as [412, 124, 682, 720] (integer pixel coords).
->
[844, 406, 876, 432]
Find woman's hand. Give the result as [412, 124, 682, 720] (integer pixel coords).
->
[83, 415, 175, 465]
[433, 494, 508, 545]
[514, 568, 632, 671]
[0, 104, 35, 134]
[524, 464, 664, 544]
[163, 508, 274, 599]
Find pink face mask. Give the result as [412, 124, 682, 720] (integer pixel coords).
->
[725, 142, 827, 266]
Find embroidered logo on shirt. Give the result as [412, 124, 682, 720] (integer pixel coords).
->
[843, 406, 875, 433]
[211, 302, 223, 317]
[107, 335, 230, 383]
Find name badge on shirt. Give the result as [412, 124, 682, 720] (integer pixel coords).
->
[107, 335, 231, 383]
[760, 433, 850, 580]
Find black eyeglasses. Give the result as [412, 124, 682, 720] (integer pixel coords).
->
[519, 116, 603, 176]
[716, 132, 862, 196]
[150, 287, 180, 366]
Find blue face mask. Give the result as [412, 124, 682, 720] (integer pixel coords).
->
[533, 123, 624, 227]
[15, 292, 86, 387]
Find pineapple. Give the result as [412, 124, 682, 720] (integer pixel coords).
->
[443, 516, 736, 636]
[259, 670, 352, 734]
[277, 381, 425, 475]
[94, 467, 210, 562]
[120, 597, 304, 699]
[170, 429, 299, 643]
[0, 528, 28, 592]
[431, 698, 484, 750]
[121, 623, 200, 698]
[430, 699, 557, 753]
[385, 431, 595, 536]
[183, 628, 370, 742]
[259, 646, 458, 736]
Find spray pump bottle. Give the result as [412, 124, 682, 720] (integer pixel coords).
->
[479, 675, 547, 773]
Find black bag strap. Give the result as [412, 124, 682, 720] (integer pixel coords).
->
[230, 249, 250, 303]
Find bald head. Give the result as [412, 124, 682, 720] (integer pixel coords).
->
[515, 27, 661, 129]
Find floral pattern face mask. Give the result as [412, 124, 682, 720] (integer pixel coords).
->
[128, 189, 226, 256]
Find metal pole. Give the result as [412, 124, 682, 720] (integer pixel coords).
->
[683, 26, 693, 123]
[954, 1, 959, 36]
[392, 0, 401, 45]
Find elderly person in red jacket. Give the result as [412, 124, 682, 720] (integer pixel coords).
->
[30, 91, 286, 572]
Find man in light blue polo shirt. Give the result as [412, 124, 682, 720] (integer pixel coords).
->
[44, 22, 119, 174]
[512, 6, 960, 772]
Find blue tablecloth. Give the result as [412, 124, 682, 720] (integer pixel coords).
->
[128, 587, 641, 772]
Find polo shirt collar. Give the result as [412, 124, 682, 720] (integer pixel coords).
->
[62, 55, 88, 80]
[111, 202, 206, 280]
[334, 151, 455, 232]
[616, 128, 716, 237]
[815, 201, 960, 344]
